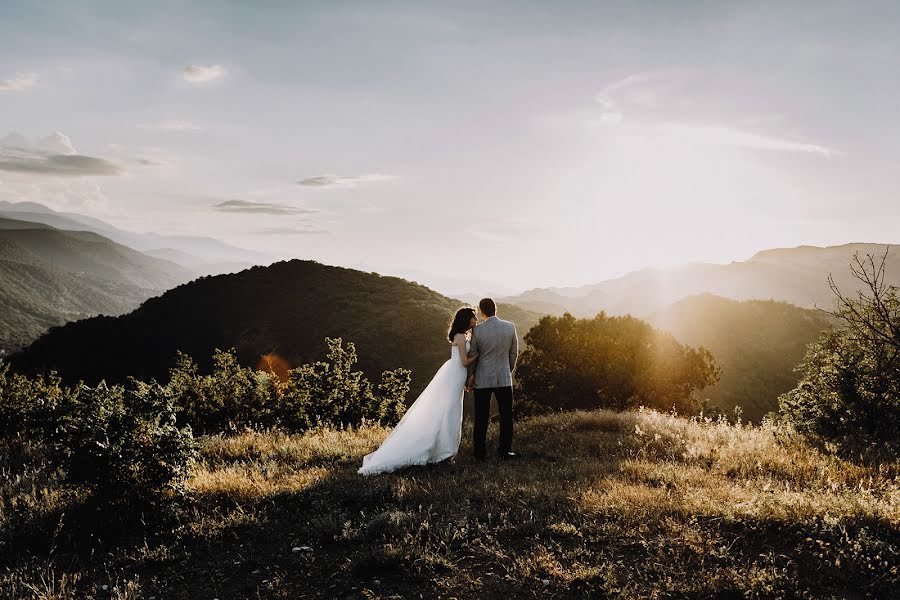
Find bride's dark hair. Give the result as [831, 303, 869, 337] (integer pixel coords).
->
[447, 307, 476, 342]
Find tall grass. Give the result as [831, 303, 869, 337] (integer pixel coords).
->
[2, 409, 898, 598]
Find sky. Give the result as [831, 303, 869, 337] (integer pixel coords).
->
[1, 0, 899, 295]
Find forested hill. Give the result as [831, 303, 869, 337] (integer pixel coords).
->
[650, 294, 837, 421]
[0, 217, 194, 354]
[8, 260, 542, 399]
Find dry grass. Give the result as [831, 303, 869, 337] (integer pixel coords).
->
[2, 409, 899, 598]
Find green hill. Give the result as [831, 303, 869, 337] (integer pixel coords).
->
[0, 242, 141, 354]
[0, 218, 192, 289]
[8, 259, 542, 398]
[650, 294, 836, 421]
[0, 201, 272, 267]
[0, 217, 195, 354]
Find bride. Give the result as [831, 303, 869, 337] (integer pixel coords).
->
[358, 307, 479, 475]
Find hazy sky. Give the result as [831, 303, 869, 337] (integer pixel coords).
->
[2, 1, 899, 294]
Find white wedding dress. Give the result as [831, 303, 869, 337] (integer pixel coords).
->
[358, 341, 467, 475]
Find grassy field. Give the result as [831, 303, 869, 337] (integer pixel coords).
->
[2, 409, 899, 598]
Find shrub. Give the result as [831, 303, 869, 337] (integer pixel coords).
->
[0, 363, 75, 440]
[46, 378, 197, 503]
[283, 338, 409, 429]
[168, 349, 281, 433]
[779, 249, 900, 460]
[167, 339, 410, 434]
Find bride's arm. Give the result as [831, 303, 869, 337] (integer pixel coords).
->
[454, 333, 478, 367]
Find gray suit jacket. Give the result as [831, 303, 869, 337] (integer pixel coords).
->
[467, 316, 518, 389]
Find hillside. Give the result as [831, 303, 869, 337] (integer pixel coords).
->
[0, 242, 151, 354]
[0, 219, 200, 354]
[649, 294, 836, 422]
[8, 260, 542, 398]
[0, 219, 192, 290]
[0, 200, 272, 270]
[3, 409, 897, 597]
[503, 243, 900, 317]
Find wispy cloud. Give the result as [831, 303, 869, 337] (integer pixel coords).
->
[590, 72, 840, 157]
[136, 120, 201, 131]
[181, 65, 226, 83]
[594, 72, 655, 109]
[297, 173, 398, 188]
[657, 122, 841, 157]
[0, 132, 123, 177]
[136, 157, 170, 167]
[470, 218, 544, 244]
[213, 199, 316, 215]
[255, 227, 329, 236]
[0, 73, 38, 92]
[35, 132, 76, 155]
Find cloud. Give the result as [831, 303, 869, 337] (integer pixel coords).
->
[595, 72, 655, 109]
[470, 218, 544, 244]
[297, 173, 398, 188]
[590, 72, 839, 157]
[136, 157, 170, 167]
[35, 132, 77, 155]
[213, 199, 316, 215]
[0, 73, 38, 92]
[136, 120, 201, 131]
[181, 65, 226, 83]
[597, 112, 624, 124]
[255, 227, 329, 236]
[0, 178, 111, 212]
[0, 132, 124, 177]
[658, 122, 841, 157]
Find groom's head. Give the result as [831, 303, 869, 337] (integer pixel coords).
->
[478, 298, 496, 319]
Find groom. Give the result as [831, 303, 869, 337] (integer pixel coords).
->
[467, 298, 519, 461]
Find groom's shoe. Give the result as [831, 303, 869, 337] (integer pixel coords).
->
[498, 451, 518, 461]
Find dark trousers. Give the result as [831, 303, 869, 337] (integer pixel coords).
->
[473, 386, 514, 458]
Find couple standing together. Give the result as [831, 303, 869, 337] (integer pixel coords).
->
[359, 298, 518, 475]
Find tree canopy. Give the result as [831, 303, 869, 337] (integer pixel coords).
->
[516, 312, 719, 414]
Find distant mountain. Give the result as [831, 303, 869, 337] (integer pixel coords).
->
[0, 218, 192, 289]
[0, 201, 272, 273]
[142, 248, 254, 276]
[0, 217, 195, 354]
[502, 244, 900, 318]
[8, 260, 543, 399]
[649, 294, 836, 422]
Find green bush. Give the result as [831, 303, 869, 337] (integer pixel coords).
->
[780, 328, 900, 459]
[168, 349, 281, 433]
[516, 313, 719, 415]
[283, 338, 409, 429]
[167, 339, 410, 433]
[0, 362, 74, 440]
[46, 379, 197, 503]
[779, 250, 900, 460]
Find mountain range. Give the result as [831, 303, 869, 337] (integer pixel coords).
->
[1, 198, 892, 420]
[501, 243, 899, 318]
[7, 260, 543, 400]
[0, 215, 200, 354]
[0, 200, 273, 276]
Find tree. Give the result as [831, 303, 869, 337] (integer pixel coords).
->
[516, 313, 719, 414]
[283, 338, 409, 429]
[779, 249, 900, 459]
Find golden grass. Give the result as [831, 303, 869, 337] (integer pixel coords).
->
[3, 409, 899, 598]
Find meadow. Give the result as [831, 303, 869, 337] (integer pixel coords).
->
[3, 408, 898, 598]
